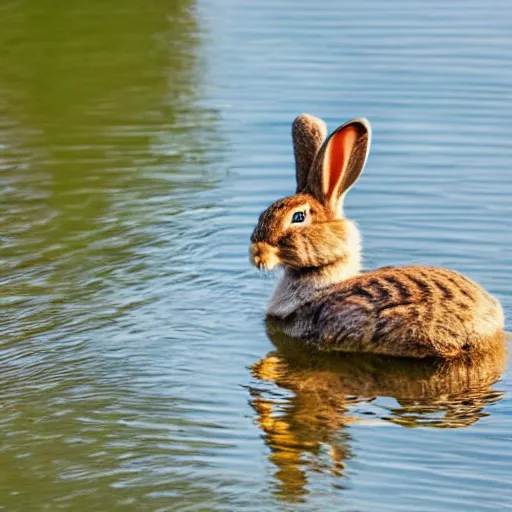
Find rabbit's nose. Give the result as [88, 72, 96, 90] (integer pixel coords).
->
[249, 242, 279, 271]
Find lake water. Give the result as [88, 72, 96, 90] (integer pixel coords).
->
[1, 1, 511, 510]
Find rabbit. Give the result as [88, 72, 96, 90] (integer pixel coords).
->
[249, 114, 505, 359]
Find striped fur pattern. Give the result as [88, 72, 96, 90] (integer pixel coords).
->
[250, 114, 505, 359]
[268, 265, 504, 358]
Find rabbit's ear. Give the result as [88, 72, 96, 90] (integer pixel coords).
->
[292, 114, 327, 192]
[308, 118, 371, 216]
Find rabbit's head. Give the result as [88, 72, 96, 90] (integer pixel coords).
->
[250, 114, 371, 274]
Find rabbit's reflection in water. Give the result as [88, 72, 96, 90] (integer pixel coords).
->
[249, 322, 508, 502]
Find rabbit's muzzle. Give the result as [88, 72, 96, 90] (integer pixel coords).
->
[250, 242, 280, 271]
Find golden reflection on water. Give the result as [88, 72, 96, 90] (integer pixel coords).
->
[249, 324, 507, 502]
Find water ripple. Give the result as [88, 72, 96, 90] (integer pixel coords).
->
[1, 0, 511, 510]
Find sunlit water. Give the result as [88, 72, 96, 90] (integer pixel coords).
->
[1, 0, 511, 510]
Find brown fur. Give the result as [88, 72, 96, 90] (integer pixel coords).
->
[249, 114, 505, 359]
[268, 265, 504, 358]
[292, 114, 327, 192]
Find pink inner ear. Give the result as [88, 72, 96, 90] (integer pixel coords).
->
[325, 125, 358, 201]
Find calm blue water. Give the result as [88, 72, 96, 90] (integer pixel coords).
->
[1, 0, 511, 510]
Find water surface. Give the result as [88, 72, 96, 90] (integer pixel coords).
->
[1, 0, 511, 510]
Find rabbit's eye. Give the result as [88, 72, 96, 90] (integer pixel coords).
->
[291, 211, 306, 224]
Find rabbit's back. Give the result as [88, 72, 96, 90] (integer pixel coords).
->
[270, 266, 504, 358]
